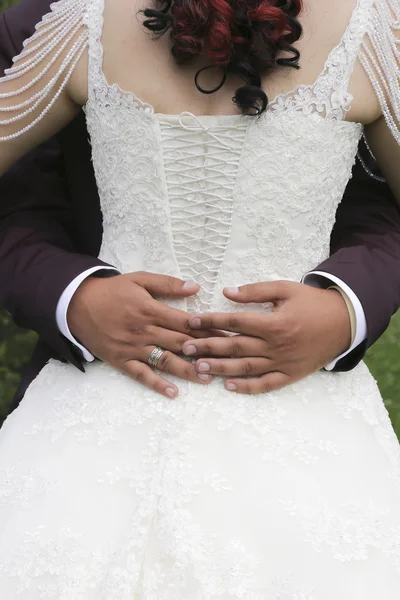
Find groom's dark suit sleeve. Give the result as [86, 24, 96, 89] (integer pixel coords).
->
[317, 154, 400, 370]
[0, 5, 114, 369]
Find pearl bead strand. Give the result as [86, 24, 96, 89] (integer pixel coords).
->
[0, 0, 88, 141]
[359, 0, 400, 146]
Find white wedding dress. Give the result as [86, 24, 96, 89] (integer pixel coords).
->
[1, 0, 400, 597]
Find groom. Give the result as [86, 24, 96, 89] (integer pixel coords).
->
[1, 0, 400, 405]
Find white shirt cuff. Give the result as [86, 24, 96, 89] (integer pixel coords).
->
[56, 266, 118, 362]
[302, 271, 368, 371]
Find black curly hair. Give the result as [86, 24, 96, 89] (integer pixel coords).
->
[142, 0, 303, 115]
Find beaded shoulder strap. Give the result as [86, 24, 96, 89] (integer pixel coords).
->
[359, 0, 400, 144]
[0, 0, 89, 141]
[85, 0, 106, 100]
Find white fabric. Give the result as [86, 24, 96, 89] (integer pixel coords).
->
[303, 272, 368, 369]
[1, 0, 400, 598]
[55, 266, 117, 362]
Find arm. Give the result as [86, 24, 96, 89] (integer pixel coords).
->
[313, 0, 400, 370]
[0, 2, 87, 175]
[306, 148, 400, 371]
[0, 6, 114, 367]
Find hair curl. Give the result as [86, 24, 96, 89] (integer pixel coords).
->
[142, 0, 303, 115]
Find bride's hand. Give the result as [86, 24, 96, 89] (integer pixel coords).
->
[67, 272, 218, 398]
[182, 281, 352, 394]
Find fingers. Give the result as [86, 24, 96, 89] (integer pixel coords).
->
[188, 313, 263, 337]
[195, 357, 273, 377]
[131, 272, 200, 298]
[120, 359, 179, 399]
[154, 303, 200, 334]
[127, 324, 228, 359]
[182, 335, 268, 358]
[223, 280, 293, 304]
[153, 304, 227, 339]
[148, 326, 194, 354]
[224, 372, 291, 395]
[142, 347, 212, 385]
[190, 328, 230, 339]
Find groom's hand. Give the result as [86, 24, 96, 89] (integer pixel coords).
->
[183, 281, 352, 394]
[67, 272, 216, 398]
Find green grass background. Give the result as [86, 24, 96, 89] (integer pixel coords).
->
[0, 0, 399, 437]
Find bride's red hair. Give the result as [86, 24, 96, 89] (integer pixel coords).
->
[143, 0, 303, 114]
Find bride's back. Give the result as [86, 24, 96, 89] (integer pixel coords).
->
[69, 0, 380, 124]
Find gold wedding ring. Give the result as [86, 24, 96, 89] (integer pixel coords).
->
[147, 346, 166, 368]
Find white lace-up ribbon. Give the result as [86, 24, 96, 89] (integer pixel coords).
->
[159, 111, 248, 312]
[177, 112, 236, 150]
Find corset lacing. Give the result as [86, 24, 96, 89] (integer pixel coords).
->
[158, 112, 248, 312]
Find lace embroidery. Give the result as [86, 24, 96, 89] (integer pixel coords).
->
[267, 0, 371, 121]
[280, 497, 400, 568]
[0, 522, 316, 599]
[230, 113, 361, 282]
[0, 0, 88, 141]
[24, 361, 181, 445]
[0, 527, 107, 598]
[0, 466, 52, 507]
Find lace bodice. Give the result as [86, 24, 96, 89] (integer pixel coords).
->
[87, 102, 362, 316]
[82, 0, 371, 313]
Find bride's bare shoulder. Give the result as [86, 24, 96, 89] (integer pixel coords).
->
[68, 0, 146, 103]
[299, 0, 360, 40]
[102, 0, 155, 50]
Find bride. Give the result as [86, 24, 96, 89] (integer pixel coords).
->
[0, 0, 400, 597]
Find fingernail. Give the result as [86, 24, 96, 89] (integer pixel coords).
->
[189, 318, 202, 329]
[198, 373, 211, 381]
[226, 382, 237, 391]
[166, 387, 177, 398]
[183, 280, 198, 290]
[224, 287, 239, 296]
[198, 362, 211, 372]
[183, 344, 197, 356]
